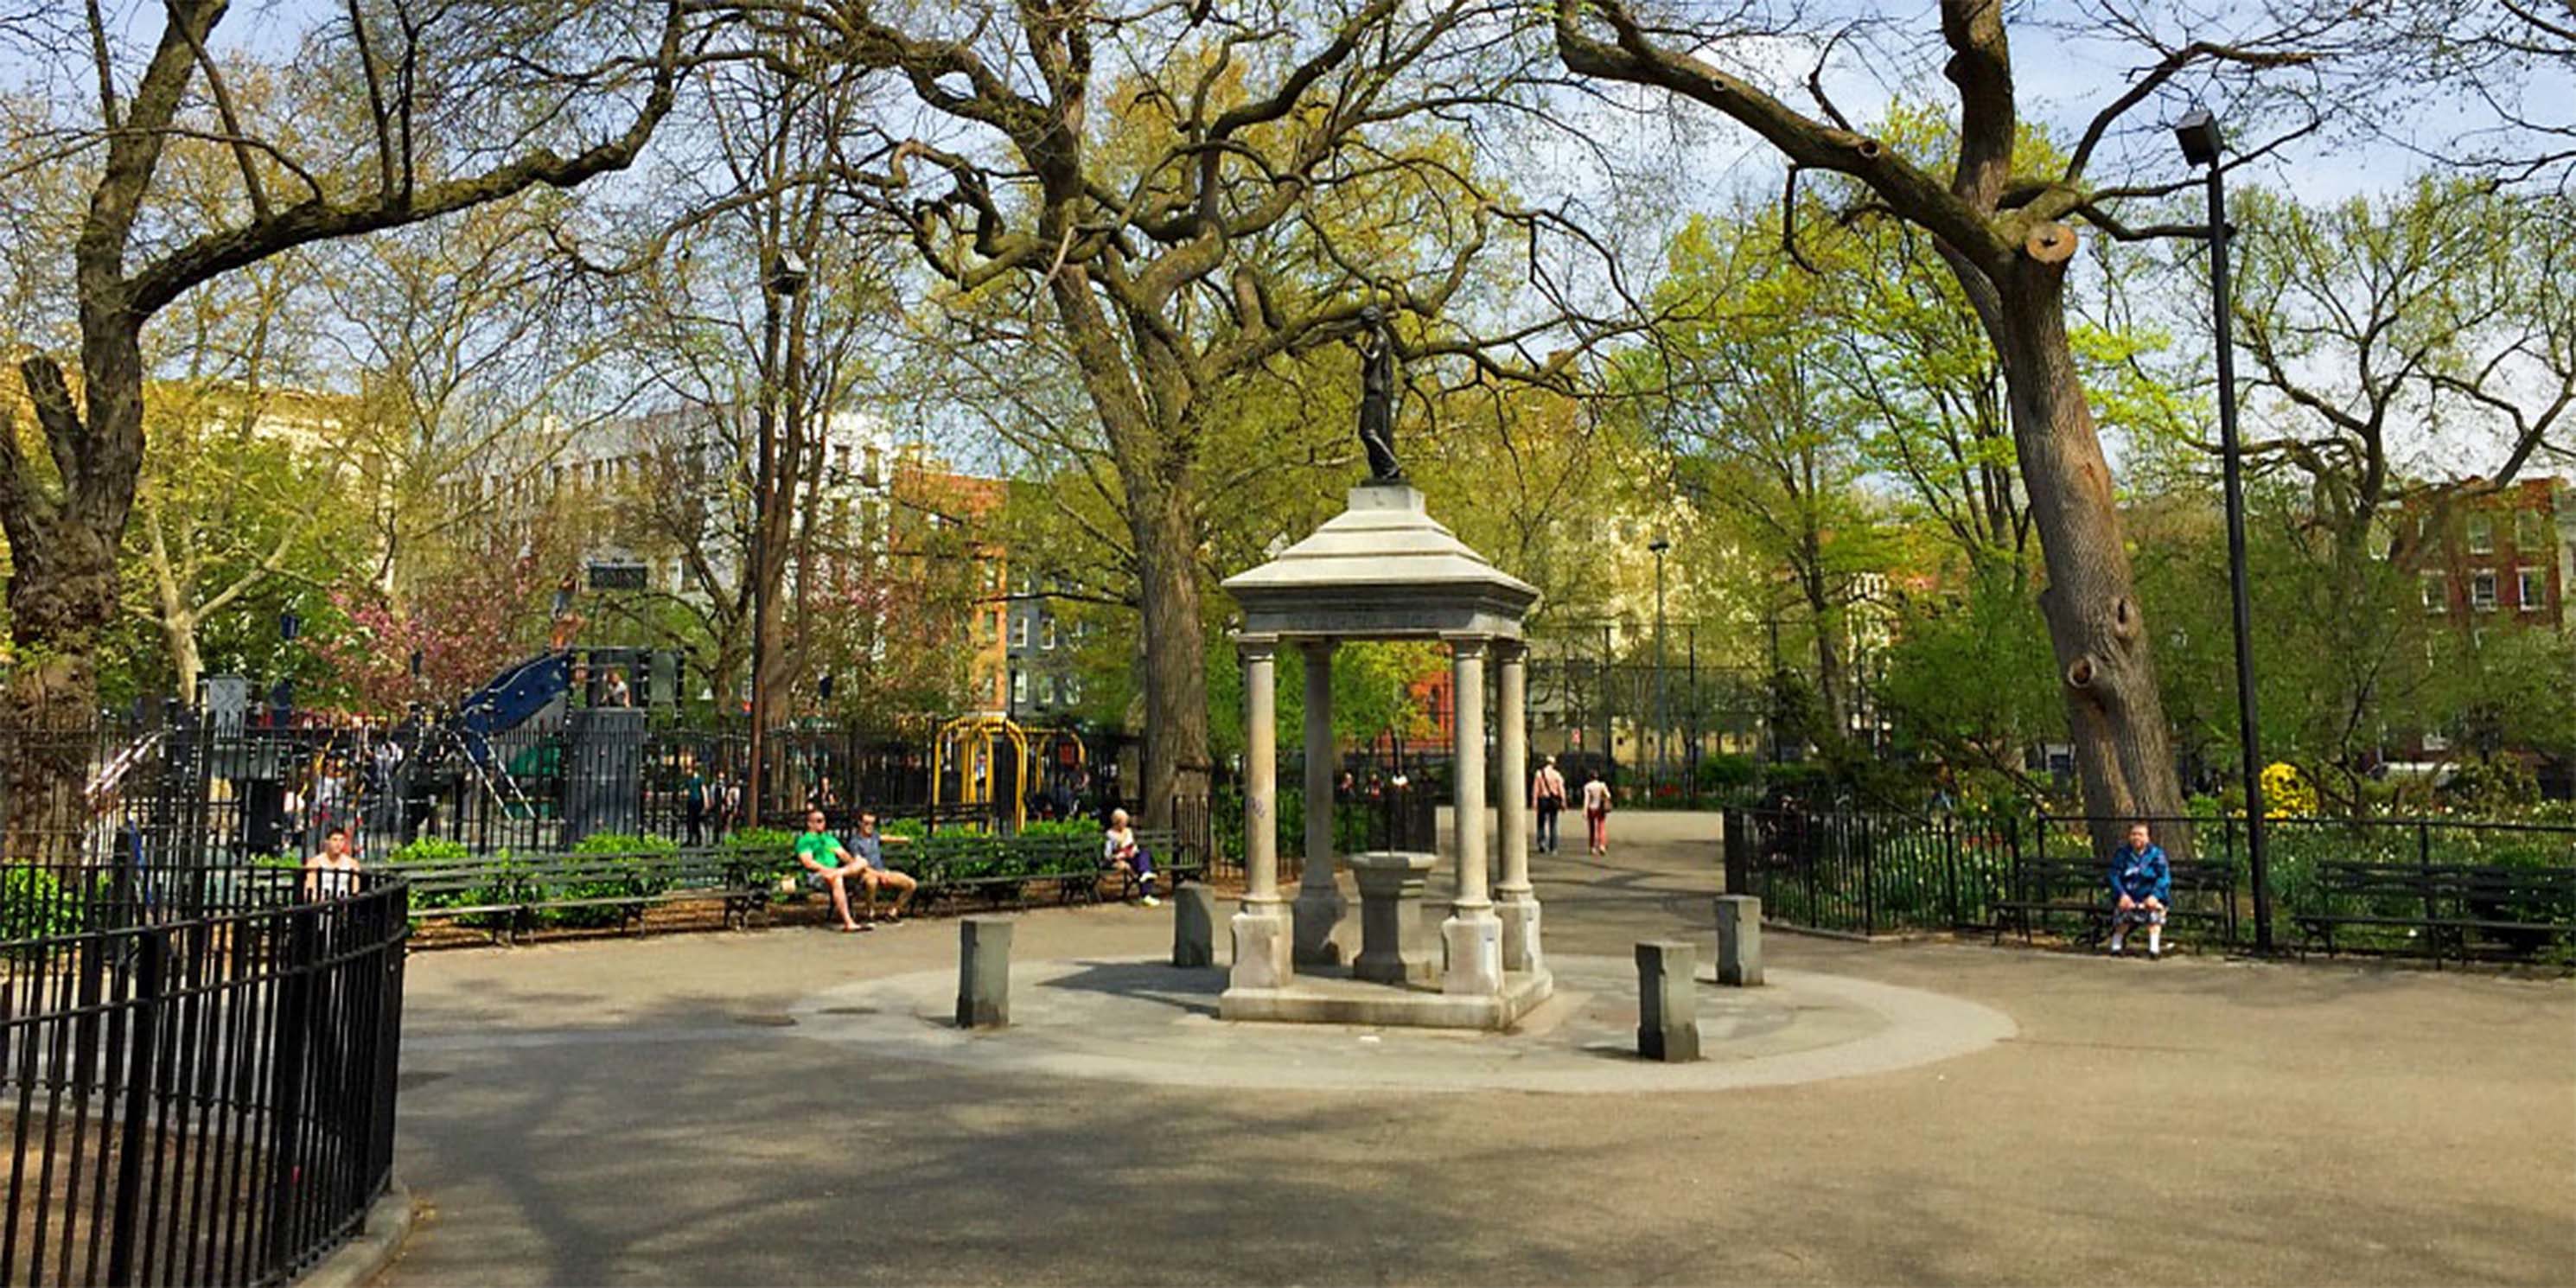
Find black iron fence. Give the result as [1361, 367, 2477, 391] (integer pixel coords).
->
[0, 718, 1143, 868]
[0, 864, 409, 1286]
[1725, 807, 2576, 963]
[1205, 784, 1440, 882]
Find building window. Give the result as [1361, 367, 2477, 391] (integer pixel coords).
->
[2471, 569, 2498, 612]
[2421, 572, 2447, 613]
[1011, 670, 1028, 706]
[2466, 513, 2494, 553]
[2518, 566, 2546, 611]
[1044, 677, 1062, 706]
[2516, 509, 2547, 552]
[1040, 617, 1057, 650]
[1066, 676, 1083, 705]
[1011, 616, 1029, 648]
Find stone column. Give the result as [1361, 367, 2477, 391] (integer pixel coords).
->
[1293, 639, 1346, 965]
[1440, 636, 1502, 996]
[1229, 637, 1293, 991]
[1715, 894, 1764, 985]
[1494, 641, 1543, 974]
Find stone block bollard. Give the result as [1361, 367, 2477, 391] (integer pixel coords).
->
[957, 917, 1013, 1029]
[1172, 885, 1216, 968]
[1636, 940, 1699, 1062]
[1715, 895, 1763, 986]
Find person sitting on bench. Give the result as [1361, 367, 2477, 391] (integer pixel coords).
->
[2107, 821, 2171, 959]
[1102, 808, 1161, 907]
[847, 811, 918, 925]
[796, 808, 877, 934]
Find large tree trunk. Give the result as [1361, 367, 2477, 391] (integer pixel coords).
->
[1800, 561, 1847, 738]
[1128, 481, 1213, 828]
[1987, 263, 2188, 850]
[1043, 269, 1215, 832]
[4, 321, 149, 856]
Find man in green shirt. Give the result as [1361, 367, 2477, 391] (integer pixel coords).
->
[795, 808, 874, 933]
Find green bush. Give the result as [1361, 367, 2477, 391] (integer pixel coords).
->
[1019, 819, 1104, 841]
[724, 827, 801, 885]
[0, 865, 78, 948]
[530, 832, 683, 928]
[383, 838, 517, 930]
[1696, 755, 1758, 793]
[386, 836, 472, 865]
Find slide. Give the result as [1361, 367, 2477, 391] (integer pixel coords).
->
[453, 651, 573, 751]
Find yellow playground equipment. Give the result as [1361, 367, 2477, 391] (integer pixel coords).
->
[931, 714, 1031, 831]
[1021, 723, 1088, 815]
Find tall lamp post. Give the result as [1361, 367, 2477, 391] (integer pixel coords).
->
[2177, 107, 2273, 952]
[747, 251, 810, 829]
[271, 609, 302, 725]
[1648, 533, 1671, 799]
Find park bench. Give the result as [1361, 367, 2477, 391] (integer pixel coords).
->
[396, 848, 765, 943]
[1992, 855, 2235, 949]
[2295, 860, 2576, 963]
[1054, 827, 1201, 905]
[898, 826, 1201, 909]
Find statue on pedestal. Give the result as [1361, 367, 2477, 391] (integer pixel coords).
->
[1355, 305, 1403, 482]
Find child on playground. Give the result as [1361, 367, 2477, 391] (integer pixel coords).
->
[1102, 808, 1160, 907]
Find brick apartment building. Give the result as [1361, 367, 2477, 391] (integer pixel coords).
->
[2407, 477, 2573, 629]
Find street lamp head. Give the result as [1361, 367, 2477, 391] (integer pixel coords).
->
[767, 250, 809, 296]
[2174, 107, 2222, 169]
[1647, 535, 1672, 555]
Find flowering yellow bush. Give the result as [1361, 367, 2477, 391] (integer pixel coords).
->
[2260, 762, 2318, 819]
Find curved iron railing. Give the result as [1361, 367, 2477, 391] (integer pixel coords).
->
[0, 864, 408, 1286]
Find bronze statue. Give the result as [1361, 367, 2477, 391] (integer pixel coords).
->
[1355, 304, 1402, 482]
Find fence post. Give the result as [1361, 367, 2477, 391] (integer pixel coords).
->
[1804, 817, 1819, 930]
[1942, 813, 1961, 929]
[2223, 813, 2241, 948]
[2416, 819, 2436, 952]
[2005, 813, 2022, 925]
[1859, 813, 1876, 938]
[106, 929, 168, 1288]
[265, 909, 317, 1274]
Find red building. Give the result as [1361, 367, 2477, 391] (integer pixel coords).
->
[2406, 477, 2572, 630]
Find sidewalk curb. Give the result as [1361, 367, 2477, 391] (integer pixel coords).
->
[298, 1177, 415, 1288]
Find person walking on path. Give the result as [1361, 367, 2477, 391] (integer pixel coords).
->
[1581, 771, 1613, 856]
[2107, 821, 2171, 958]
[1531, 756, 1567, 855]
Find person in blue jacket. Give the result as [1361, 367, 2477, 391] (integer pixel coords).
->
[2107, 821, 2171, 958]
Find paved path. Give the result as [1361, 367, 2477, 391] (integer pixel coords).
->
[383, 811, 2576, 1286]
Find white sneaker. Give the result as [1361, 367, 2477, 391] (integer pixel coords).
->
[1140, 894, 1161, 908]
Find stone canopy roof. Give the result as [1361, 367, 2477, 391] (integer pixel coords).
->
[1221, 483, 1540, 641]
